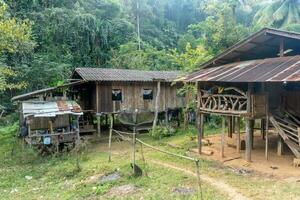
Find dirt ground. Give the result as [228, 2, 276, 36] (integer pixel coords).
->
[198, 130, 300, 179]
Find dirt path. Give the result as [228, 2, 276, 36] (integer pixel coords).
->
[148, 159, 250, 200]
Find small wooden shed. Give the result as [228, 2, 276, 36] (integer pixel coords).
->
[185, 28, 300, 162]
[71, 68, 185, 134]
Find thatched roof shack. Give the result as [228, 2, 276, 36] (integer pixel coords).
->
[185, 28, 300, 162]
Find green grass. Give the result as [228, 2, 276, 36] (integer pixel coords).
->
[1, 122, 300, 200]
[0, 123, 227, 200]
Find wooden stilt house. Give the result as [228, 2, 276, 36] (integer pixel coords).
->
[70, 68, 184, 134]
[185, 28, 300, 161]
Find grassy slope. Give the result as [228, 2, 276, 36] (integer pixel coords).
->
[1, 123, 300, 200]
[0, 124, 227, 200]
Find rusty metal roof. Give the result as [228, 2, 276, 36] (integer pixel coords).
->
[185, 56, 300, 82]
[200, 28, 300, 69]
[73, 68, 180, 82]
[22, 100, 83, 118]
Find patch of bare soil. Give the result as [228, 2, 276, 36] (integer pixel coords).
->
[196, 131, 300, 179]
[108, 184, 136, 196]
[148, 159, 249, 200]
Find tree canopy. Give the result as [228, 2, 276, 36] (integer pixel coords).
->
[1, 0, 300, 109]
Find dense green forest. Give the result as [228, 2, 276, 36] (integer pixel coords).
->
[1, 0, 300, 109]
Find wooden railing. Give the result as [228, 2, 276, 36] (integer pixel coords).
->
[199, 87, 249, 116]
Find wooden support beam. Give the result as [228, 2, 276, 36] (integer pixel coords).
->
[153, 81, 161, 129]
[236, 117, 241, 153]
[221, 116, 225, 158]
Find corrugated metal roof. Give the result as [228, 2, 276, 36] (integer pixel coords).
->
[200, 28, 300, 69]
[74, 68, 180, 82]
[185, 56, 300, 82]
[22, 101, 83, 117]
[12, 81, 85, 102]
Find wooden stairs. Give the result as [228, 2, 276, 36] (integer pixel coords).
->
[269, 110, 300, 158]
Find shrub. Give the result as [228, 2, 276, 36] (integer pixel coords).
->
[149, 126, 175, 140]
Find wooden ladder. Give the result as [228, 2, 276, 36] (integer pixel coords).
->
[269, 110, 300, 158]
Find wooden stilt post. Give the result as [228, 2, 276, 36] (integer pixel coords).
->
[261, 118, 265, 140]
[132, 109, 138, 174]
[165, 108, 169, 126]
[96, 82, 101, 137]
[250, 119, 254, 149]
[245, 83, 253, 162]
[245, 119, 252, 162]
[227, 116, 233, 138]
[232, 116, 236, 134]
[221, 116, 225, 158]
[196, 82, 204, 154]
[108, 114, 113, 162]
[297, 127, 300, 146]
[277, 135, 283, 156]
[97, 115, 101, 137]
[153, 81, 161, 129]
[265, 115, 269, 160]
[197, 113, 204, 154]
[236, 117, 241, 153]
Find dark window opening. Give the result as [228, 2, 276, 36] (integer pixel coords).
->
[143, 89, 153, 100]
[112, 89, 122, 101]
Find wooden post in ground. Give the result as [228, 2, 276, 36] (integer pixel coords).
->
[236, 117, 241, 153]
[297, 127, 300, 146]
[265, 115, 269, 160]
[96, 82, 101, 137]
[108, 114, 113, 162]
[245, 118, 252, 162]
[197, 113, 204, 154]
[196, 82, 204, 154]
[277, 135, 283, 156]
[261, 119, 265, 139]
[245, 83, 253, 162]
[221, 116, 225, 158]
[232, 116, 236, 134]
[153, 81, 161, 129]
[250, 119, 254, 149]
[228, 116, 233, 138]
[165, 108, 169, 126]
[132, 110, 138, 174]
